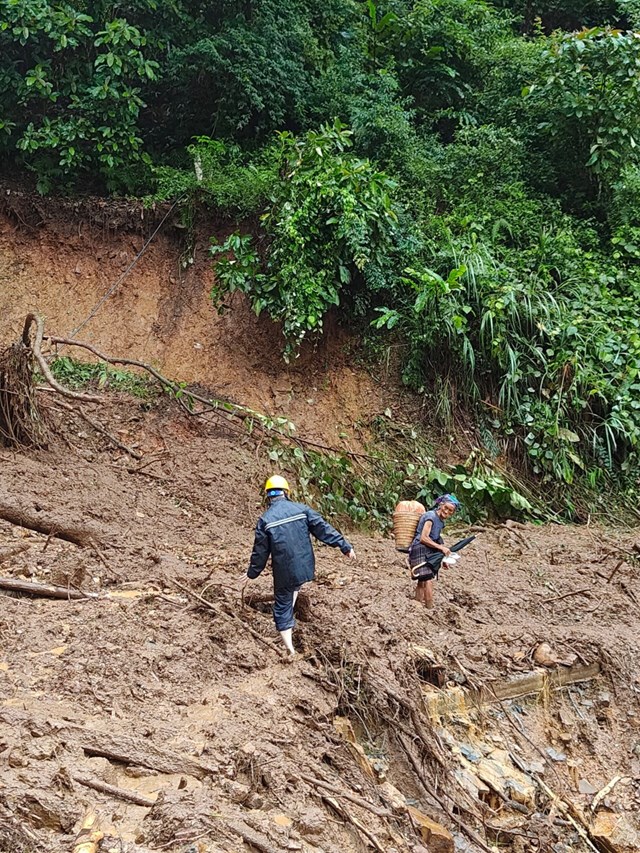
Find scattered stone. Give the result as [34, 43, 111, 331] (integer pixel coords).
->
[459, 744, 482, 763]
[296, 806, 325, 837]
[222, 779, 251, 804]
[406, 807, 454, 853]
[546, 747, 567, 762]
[592, 810, 640, 853]
[125, 765, 159, 778]
[533, 643, 577, 668]
[578, 779, 598, 795]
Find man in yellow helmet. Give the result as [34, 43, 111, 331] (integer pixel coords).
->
[245, 475, 356, 656]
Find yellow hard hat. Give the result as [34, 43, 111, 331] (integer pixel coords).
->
[264, 475, 290, 493]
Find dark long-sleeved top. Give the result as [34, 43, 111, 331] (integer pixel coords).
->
[247, 496, 352, 590]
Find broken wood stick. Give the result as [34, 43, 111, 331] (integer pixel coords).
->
[606, 560, 625, 584]
[591, 775, 624, 812]
[170, 578, 281, 655]
[0, 501, 103, 547]
[298, 774, 393, 818]
[541, 587, 591, 605]
[226, 819, 283, 853]
[0, 576, 93, 600]
[0, 707, 218, 780]
[72, 809, 103, 853]
[71, 773, 156, 808]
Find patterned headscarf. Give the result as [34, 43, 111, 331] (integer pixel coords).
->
[435, 493, 460, 509]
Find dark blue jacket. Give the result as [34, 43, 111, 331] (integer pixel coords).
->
[247, 496, 352, 590]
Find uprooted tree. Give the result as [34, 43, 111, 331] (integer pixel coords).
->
[0, 313, 48, 448]
[0, 313, 99, 449]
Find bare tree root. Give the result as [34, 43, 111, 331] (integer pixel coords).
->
[0, 318, 46, 448]
[25, 314, 99, 404]
[0, 313, 101, 449]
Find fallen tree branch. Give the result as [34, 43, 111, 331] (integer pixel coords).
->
[44, 335, 389, 464]
[169, 578, 281, 655]
[71, 773, 155, 808]
[53, 399, 142, 459]
[0, 576, 93, 600]
[0, 501, 104, 547]
[298, 774, 393, 818]
[0, 707, 218, 779]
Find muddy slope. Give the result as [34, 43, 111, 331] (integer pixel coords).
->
[0, 395, 638, 853]
[0, 197, 398, 448]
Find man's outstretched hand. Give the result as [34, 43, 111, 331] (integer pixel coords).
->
[345, 548, 356, 560]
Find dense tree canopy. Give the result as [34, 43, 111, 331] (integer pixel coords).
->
[3, 0, 640, 506]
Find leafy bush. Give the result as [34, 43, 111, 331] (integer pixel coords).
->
[149, 137, 275, 217]
[211, 121, 399, 356]
[526, 27, 640, 200]
[50, 357, 154, 398]
[0, 4, 158, 192]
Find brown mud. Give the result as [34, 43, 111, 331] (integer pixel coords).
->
[0, 395, 638, 853]
[0, 198, 639, 852]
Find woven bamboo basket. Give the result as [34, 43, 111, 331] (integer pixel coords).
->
[392, 500, 426, 551]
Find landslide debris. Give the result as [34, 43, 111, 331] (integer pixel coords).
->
[0, 393, 638, 853]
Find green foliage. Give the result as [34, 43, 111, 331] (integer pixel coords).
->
[0, 2, 158, 192]
[423, 454, 538, 519]
[527, 27, 640, 194]
[211, 120, 398, 357]
[268, 417, 535, 529]
[149, 137, 275, 217]
[50, 357, 154, 398]
[374, 206, 640, 490]
[3, 0, 640, 513]
[392, 0, 508, 127]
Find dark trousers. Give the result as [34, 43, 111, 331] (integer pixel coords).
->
[273, 584, 302, 631]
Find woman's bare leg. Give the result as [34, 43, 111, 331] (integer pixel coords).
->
[424, 579, 434, 608]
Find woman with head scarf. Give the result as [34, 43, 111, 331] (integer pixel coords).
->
[408, 494, 460, 608]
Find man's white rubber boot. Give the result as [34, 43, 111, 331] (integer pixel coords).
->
[280, 628, 296, 656]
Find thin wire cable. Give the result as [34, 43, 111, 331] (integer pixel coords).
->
[65, 195, 184, 343]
